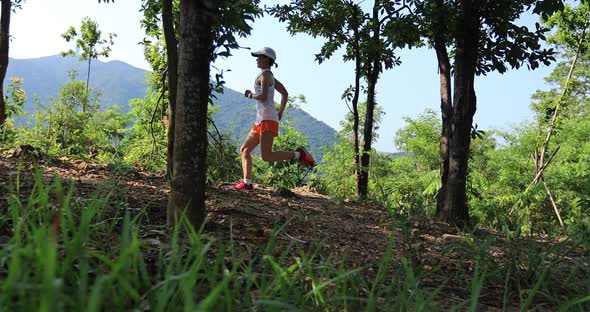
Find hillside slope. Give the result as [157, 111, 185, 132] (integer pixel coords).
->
[6, 55, 337, 159]
[7, 55, 148, 113]
[1, 154, 586, 310]
[212, 87, 337, 159]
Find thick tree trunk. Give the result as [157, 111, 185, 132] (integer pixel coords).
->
[437, 0, 479, 227]
[167, 0, 214, 228]
[435, 47, 452, 215]
[163, 0, 179, 180]
[0, 0, 11, 128]
[433, 0, 453, 216]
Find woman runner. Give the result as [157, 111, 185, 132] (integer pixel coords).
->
[233, 47, 315, 191]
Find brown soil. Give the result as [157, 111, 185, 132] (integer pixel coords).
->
[0, 153, 587, 310]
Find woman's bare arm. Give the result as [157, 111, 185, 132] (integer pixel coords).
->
[274, 78, 288, 120]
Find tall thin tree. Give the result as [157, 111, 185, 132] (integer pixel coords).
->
[61, 17, 116, 96]
[270, 0, 418, 199]
[161, 0, 179, 181]
[530, 2, 590, 229]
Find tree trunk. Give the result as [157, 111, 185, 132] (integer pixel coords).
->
[0, 0, 11, 128]
[163, 0, 179, 180]
[167, 0, 214, 228]
[433, 0, 453, 216]
[85, 58, 91, 96]
[437, 0, 480, 227]
[358, 3, 381, 200]
[359, 75, 377, 200]
[352, 27, 362, 199]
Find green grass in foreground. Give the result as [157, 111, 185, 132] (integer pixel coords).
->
[0, 169, 588, 311]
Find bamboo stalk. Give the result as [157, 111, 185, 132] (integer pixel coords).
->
[543, 180, 564, 230]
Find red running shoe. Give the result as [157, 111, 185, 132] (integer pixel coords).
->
[296, 146, 315, 167]
[233, 181, 253, 191]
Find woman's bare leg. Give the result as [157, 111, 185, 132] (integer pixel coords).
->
[259, 131, 296, 162]
[240, 132, 260, 179]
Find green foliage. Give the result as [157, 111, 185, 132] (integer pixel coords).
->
[139, 0, 262, 109]
[4, 77, 26, 119]
[316, 108, 440, 215]
[394, 109, 440, 171]
[0, 172, 437, 311]
[315, 102, 439, 215]
[466, 119, 590, 234]
[119, 36, 172, 169]
[206, 129, 242, 185]
[463, 129, 518, 229]
[61, 17, 116, 62]
[269, 0, 419, 68]
[376, 110, 443, 215]
[141, 0, 263, 62]
[0, 78, 27, 148]
[0, 119, 17, 149]
[61, 17, 116, 92]
[466, 102, 590, 234]
[12, 72, 130, 161]
[378, 155, 439, 216]
[18, 78, 98, 156]
[530, 3, 590, 129]
[254, 116, 311, 190]
[547, 112, 590, 232]
[212, 1, 263, 61]
[544, 2, 590, 52]
[493, 4, 590, 234]
[418, 0, 562, 74]
[339, 99, 385, 145]
[89, 106, 131, 163]
[121, 94, 167, 170]
[313, 101, 385, 200]
[2, 173, 587, 310]
[314, 140, 410, 212]
[122, 85, 243, 183]
[312, 135, 357, 199]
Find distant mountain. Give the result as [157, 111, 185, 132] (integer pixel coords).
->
[6, 55, 148, 113]
[5, 55, 337, 159]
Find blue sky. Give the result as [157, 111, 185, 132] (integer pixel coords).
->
[10, 0, 557, 153]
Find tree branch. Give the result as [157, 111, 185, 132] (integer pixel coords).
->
[543, 180, 565, 230]
[538, 28, 585, 167]
[379, 0, 412, 24]
[532, 144, 560, 185]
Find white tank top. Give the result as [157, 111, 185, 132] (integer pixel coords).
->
[254, 69, 279, 124]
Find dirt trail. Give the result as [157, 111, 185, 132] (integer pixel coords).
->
[1, 154, 587, 310]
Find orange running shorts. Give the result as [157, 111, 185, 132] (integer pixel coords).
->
[251, 120, 279, 137]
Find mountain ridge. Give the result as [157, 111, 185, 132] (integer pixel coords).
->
[5, 54, 337, 158]
[7, 55, 149, 113]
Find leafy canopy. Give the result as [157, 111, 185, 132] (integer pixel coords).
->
[269, 0, 420, 72]
[417, 0, 569, 75]
[61, 17, 116, 62]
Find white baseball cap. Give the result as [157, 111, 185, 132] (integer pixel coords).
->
[251, 47, 276, 61]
